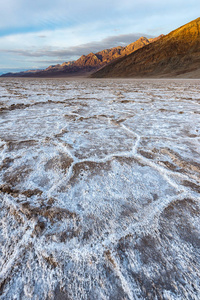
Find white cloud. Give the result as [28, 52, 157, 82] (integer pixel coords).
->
[0, 0, 199, 34]
[1, 32, 154, 58]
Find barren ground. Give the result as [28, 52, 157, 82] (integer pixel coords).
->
[0, 78, 200, 299]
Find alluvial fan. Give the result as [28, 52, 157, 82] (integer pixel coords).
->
[0, 78, 200, 300]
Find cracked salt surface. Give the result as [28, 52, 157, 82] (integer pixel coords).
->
[0, 78, 200, 300]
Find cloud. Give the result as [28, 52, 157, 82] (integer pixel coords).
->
[0, 32, 154, 61]
[0, 0, 116, 36]
[0, 0, 199, 37]
[100, 33, 153, 47]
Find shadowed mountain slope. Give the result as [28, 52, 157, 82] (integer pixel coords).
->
[1, 36, 163, 77]
[91, 18, 200, 78]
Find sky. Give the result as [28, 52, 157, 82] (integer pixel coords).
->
[0, 0, 199, 74]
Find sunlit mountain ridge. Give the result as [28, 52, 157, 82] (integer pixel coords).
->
[92, 17, 200, 78]
[1, 36, 163, 77]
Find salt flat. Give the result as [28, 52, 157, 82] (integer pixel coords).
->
[0, 78, 200, 299]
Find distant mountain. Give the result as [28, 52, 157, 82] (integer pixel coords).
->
[1, 36, 163, 77]
[92, 18, 200, 78]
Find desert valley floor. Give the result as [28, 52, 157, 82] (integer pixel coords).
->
[0, 78, 200, 299]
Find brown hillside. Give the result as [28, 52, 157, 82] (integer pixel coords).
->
[1, 35, 163, 77]
[91, 18, 200, 78]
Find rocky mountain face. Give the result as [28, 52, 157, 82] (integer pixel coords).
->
[92, 18, 200, 78]
[1, 36, 163, 77]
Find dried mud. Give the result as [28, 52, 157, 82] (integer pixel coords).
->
[0, 78, 199, 299]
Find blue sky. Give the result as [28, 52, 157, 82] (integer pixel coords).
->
[0, 0, 199, 74]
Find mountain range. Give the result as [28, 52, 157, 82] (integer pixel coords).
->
[1, 17, 200, 78]
[1, 36, 163, 77]
[92, 17, 200, 78]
